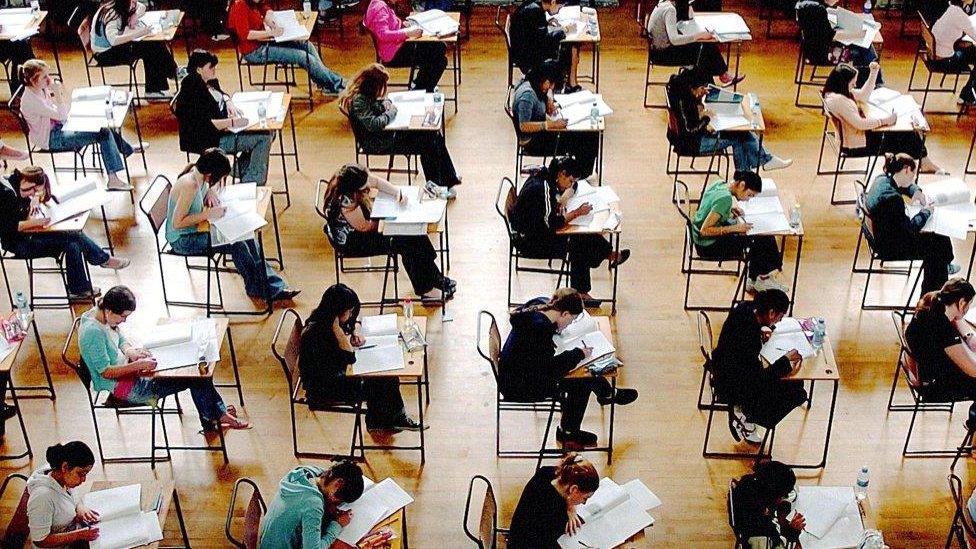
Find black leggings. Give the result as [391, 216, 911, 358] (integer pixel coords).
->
[558, 377, 613, 432]
[695, 234, 783, 280]
[927, 45, 976, 100]
[515, 234, 612, 293]
[94, 42, 177, 93]
[651, 42, 728, 77]
[388, 131, 460, 187]
[741, 379, 807, 429]
[877, 232, 954, 294]
[340, 231, 445, 295]
[862, 130, 928, 160]
[308, 376, 406, 428]
[388, 42, 448, 92]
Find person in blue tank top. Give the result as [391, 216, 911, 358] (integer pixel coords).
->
[165, 148, 300, 303]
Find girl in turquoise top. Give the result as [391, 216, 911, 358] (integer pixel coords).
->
[165, 148, 299, 303]
[79, 285, 250, 431]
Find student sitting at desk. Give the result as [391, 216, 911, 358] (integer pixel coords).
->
[906, 278, 976, 430]
[91, 0, 179, 98]
[512, 60, 599, 180]
[322, 163, 456, 304]
[339, 64, 461, 193]
[299, 283, 424, 432]
[173, 49, 274, 187]
[730, 461, 805, 549]
[795, 0, 883, 87]
[865, 153, 956, 295]
[692, 171, 787, 294]
[510, 157, 630, 304]
[166, 148, 300, 303]
[0, 166, 129, 301]
[645, 0, 745, 87]
[711, 289, 807, 444]
[499, 289, 638, 447]
[507, 452, 599, 548]
[822, 63, 947, 173]
[509, 0, 581, 92]
[259, 462, 365, 549]
[80, 285, 251, 431]
[666, 68, 792, 172]
[26, 441, 100, 548]
[363, 0, 449, 93]
[228, 0, 345, 96]
[931, 0, 976, 105]
[19, 59, 139, 191]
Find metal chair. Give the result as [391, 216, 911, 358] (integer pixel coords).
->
[8, 85, 90, 177]
[477, 310, 558, 469]
[907, 17, 967, 115]
[462, 475, 508, 549]
[0, 473, 29, 548]
[494, 7, 518, 89]
[313, 179, 399, 310]
[68, 7, 142, 102]
[270, 308, 366, 460]
[642, 14, 692, 109]
[728, 478, 792, 548]
[852, 181, 923, 311]
[793, 40, 835, 108]
[506, 85, 557, 180]
[696, 310, 716, 410]
[664, 84, 730, 203]
[225, 478, 267, 549]
[946, 473, 976, 548]
[495, 177, 569, 308]
[818, 102, 882, 206]
[673, 180, 747, 311]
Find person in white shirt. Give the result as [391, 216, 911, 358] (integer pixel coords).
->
[26, 442, 101, 548]
[930, 0, 976, 104]
[645, 0, 744, 86]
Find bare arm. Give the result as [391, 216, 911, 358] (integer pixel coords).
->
[169, 180, 218, 229]
[946, 344, 976, 378]
[367, 173, 400, 197]
[341, 204, 378, 232]
[247, 11, 280, 40]
[698, 211, 749, 237]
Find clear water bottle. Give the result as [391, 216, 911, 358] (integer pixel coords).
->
[104, 96, 113, 127]
[862, 0, 873, 18]
[303, 1, 312, 16]
[403, 297, 414, 326]
[432, 87, 444, 105]
[812, 317, 826, 348]
[14, 291, 29, 324]
[855, 465, 870, 501]
[789, 202, 802, 229]
[30, 0, 39, 14]
[589, 101, 599, 128]
[257, 100, 268, 127]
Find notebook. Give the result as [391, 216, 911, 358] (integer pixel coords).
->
[269, 10, 310, 42]
[705, 84, 743, 104]
[229, 92, 285, 132]
[553, 311, 615, 368]
[553, 91, 613, 126]
[794, 486, 864, 549]
[565, 181, 619, 227]
[142, 319, 220, 371]
[353, 335, 403, 375]
[337, 478, 414, 545]
[83, 485, 164, 549]
[361, 314, 399, 337]
[906, 178, 975, 241]
[760, 317, 816, 364]
[557, 478, 659, 549]
[41, 178, 111, 225]
[210, 189, 267, 245]
[370, 186, 446, 224]
[405, 9, 459, 37]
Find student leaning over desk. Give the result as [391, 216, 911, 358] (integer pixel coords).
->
[692, 171, 787, 294]
[865, 153, 956, 295]
[25, 441, 100, 548]
[930, 0, 976, 105]
[821, 63, 947, 174]
[730, 460, 804, 549]
[0, 166, 129, 301]
[509, 0, 581, 92]
[645, 0, 744, 87]
[795, 0, 883, 87]
[91, 0, 178, 98]
[363, 0, 449, 93]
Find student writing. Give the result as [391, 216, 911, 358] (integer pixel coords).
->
[730, 461, 805, 549]
[90, 0, 178, 98]
[498, 288, 638, 447]
[710, 289, 807, 444]
[795, 0, 883, 87]
[509, 0, 580, 92]
[930, 0, 976, 105]
[363, 0, 449, 92]
[26, 442, 100, 548]
[645, 0, 745, 87]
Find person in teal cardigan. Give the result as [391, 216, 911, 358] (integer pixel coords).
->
[79, 285, 250, 431]
[259, 463, 366, 549]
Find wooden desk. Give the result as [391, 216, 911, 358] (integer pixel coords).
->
[384, 93, 446, 131]
[138, 10, 184, 42]
[861, 97, 930, 133]
[558, 10, 601, 90]
[347, 316, 428, 462]
[407, 12, 462, 113]
[778, 334, 841, 469]
[88, 480, 190, 549]
[557, 197, 622, 315]
[694, 12, 751, 87]
[0, 311, 42, 461]
[231, 92, 298, 215]
[741, 187, 805, 316]
[0, 9, 44, 41]
[367, 508, 407, 549]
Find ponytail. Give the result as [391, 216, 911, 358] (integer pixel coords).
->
[916, 278, 976, 314]
[515, 288, 584, 316]
[554, 452, 599, 494]
[46, 441, 95, 471]
[882, 152, 916, 176]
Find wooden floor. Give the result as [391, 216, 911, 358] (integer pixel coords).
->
[1, 2, 975, 546]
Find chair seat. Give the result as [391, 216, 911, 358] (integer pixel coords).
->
[98, 392, 153, 409]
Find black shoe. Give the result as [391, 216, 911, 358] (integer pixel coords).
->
[609, 249, 631, 269]
[0, 406, 16, 422]
[390, 415, 428, 432]
[440, 277, 457, 291]
[597, 388, 638, 406]
[562, 84, 583, 94]
[68, 287, 101, 302]
[556, 427, 598, 447]
[271, 289, 301, 302]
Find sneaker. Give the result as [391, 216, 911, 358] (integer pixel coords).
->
[106, 179, 133, 191]
[556, 427, 598, 447]
[424, 180, 452, 200]
[272, 289, 301, 302]
[608, 249, 631, 269]
[742, 425, 765, 444]
[950, 262, 962, 276]
[100, 257, 130, 270]
[144, 91, 168, 100]
[68, 287, 101, 302]
[210, 33, 230, 41]
[390, 415, 428, 431]
[719, 74, 746, 88]
[733, 405, 757, 432]
[745, 277, 756, 293]
[596, 387, 638, 406]
[752, 274, 788, 293]
[762, 156, 793, 172]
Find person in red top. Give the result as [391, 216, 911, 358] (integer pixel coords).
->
[363, 0, 448, 92]
[227, 0, 345, 94]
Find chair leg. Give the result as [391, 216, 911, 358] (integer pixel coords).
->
[535, 399, 557, 470]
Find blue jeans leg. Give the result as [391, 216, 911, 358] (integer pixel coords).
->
[214, 240, 287, 300]
[143, 378, 227, 425]
[246, 42, 344, 93]
[699, 133, 771, 172]
[219, 132, 273, 186]
[49, 126, 130, 174]
[11, 232, 106, 293]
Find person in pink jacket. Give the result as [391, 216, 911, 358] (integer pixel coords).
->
[363, 0, 447, 92]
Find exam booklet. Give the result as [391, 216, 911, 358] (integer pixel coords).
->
[41, 177, 111, 224]
[140, 319, 220, 371]
[269, 10, 310, 42]
[760, 317, 816, 364]
[370, 186, 446, 224]
[906, 178, 975, 241]
[405, 9, 459, 37]
[83, 485, 164, 549]
[565, 180, 619, 227]
[337, 478, 414, 545]
[794, 486, 864, 549]
[557, 478, 660, 549]
[210, 183, 267, 245]
[553, 311, 615, 367]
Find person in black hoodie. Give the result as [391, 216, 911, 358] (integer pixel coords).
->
[508, 452, 599, 548]
[173, 49, 274, 186]
[865, 153, 955, 295]
[498, 288, 638, 447]
[509, 157, 630, 304]
[298, 283, 423, 432]
[509, 0, 580, 90]
[710, 289, 807, 444]
[795, 0, 882, 87]
[730, 461, 805, 548]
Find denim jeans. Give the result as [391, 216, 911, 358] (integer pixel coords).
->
[11, 232, 109, 294]
[170, 232, 288, 301]
[318, 0, 333, 9]
[219, 132, 274, 186]
[128, 377, 227, 428]
[245, 42, 344, 93]
[48, 124, 133, 175]
[699, 132, 772, 172]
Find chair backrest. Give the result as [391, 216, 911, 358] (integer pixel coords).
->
[891, 311, 923, 389]
[61, 317, 93, 390]
[271, 308, 304, 397]
[504, 85, 523, 139]
[314, 178, 329, 220]
[0, 473, 30, 548]
[697, 311, 714, 363]
[72, 10, 93, 59]
[138, 175, 174, 247]
[361, 21, 384, 63]
[727, 478, 739, 538]
[673, 180, 696, 256]
[225, 478, 267, 549]
[6, 86, 33, 148]
[463, 475, 499, 549]
[920, 20, 937, 61]
[477, 311, 502, 384]
[949, 473, 976, 548]
[495, 177, 518, 240]
[854, 180, 877, 244]
[821, 99, 849, 150]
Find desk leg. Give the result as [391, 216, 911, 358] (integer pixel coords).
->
[788, 235, 803, 316]
[966, 236, 976, 280]
[610, 231, 619, 316]
[402, 507, 410, 549]
[788, 379, 838, 470]
[0, 375, 32, 461]
[172, 489, 191, 549]
[423, 343, 430, 406]
[257, 231, 274, 315]
[594, 42, 601, 92]
[276, 128, 289, 201]
[417, 376, 425, 464]
[289, 109, 300, 173]
[607, 376, 616, 465]
[598, 129, 605, 186]
[733, 42, 742, 92]
[225, 326, 245, 405]
[452, 43, 460, 113]
[132, 106, 148, 171]
[755, 133, 764, 175]
[268, 193, 285, 270]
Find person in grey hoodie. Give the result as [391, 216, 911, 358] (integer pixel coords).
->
[26, 441, 101, 548]
[259, 462, 366, 549]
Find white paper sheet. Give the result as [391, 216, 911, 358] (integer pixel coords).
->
[385, 92, 439, 130]
[795, 486, 864, 549]
[41, 182, 111, 225]
[370, 186, 446, 224]
[142, 322, 192, 349]
[558, 95, 613, 125]
[91, 511, 163, 549]
[270, 10, 310, 42]
[711, 115, 750, 131]
[558, 499, 653, 549]
[679, 13, 752, 42]
[832, 8, 881, 48]
[146, 319, 220, 370]
[553, 314, 615, 368]
[760, 318, 816, 363]
[361, 314, 398, 337]
[219, 183, 258, 202]
[740, 196, 783, 216]
[405, 9, 458, 36]
[210, 199, 267, 245]
[744, 211, 791, 235]
[623, 479, 662, 511]
[795, 487, 849, 539]
[337, 478, 414, 545]
[353, 335, 403, 375]
[84, 484, 141, 522]
[381, 222, 427, 235]
[229, 92, 285, 132]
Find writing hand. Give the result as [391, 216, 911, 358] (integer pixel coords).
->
[406, 26, 423, 38]
[760, 327, 773, 343]
[573, 203, 594, 217]
[75, 527, 100, 542]
[733, 222, 753, 234]
[132, 357, 157, 375]
[565, 511, 583, 535]
[397, 190, 409, 206]
[869, 61, 879, 71]
[785, 349, 802, 363]
[207, 205, 227, 220]
[789, 512, 806, 532]
[337, 510, 352, 527]
[350, 334, 366, 347]
[548, 117, 568, 129]
[579, 344, 593, 359]
[76, 505, 100, 524]
[731, 205, 744, 217]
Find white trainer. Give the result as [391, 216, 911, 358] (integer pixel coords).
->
[762, 156, 793, 172]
